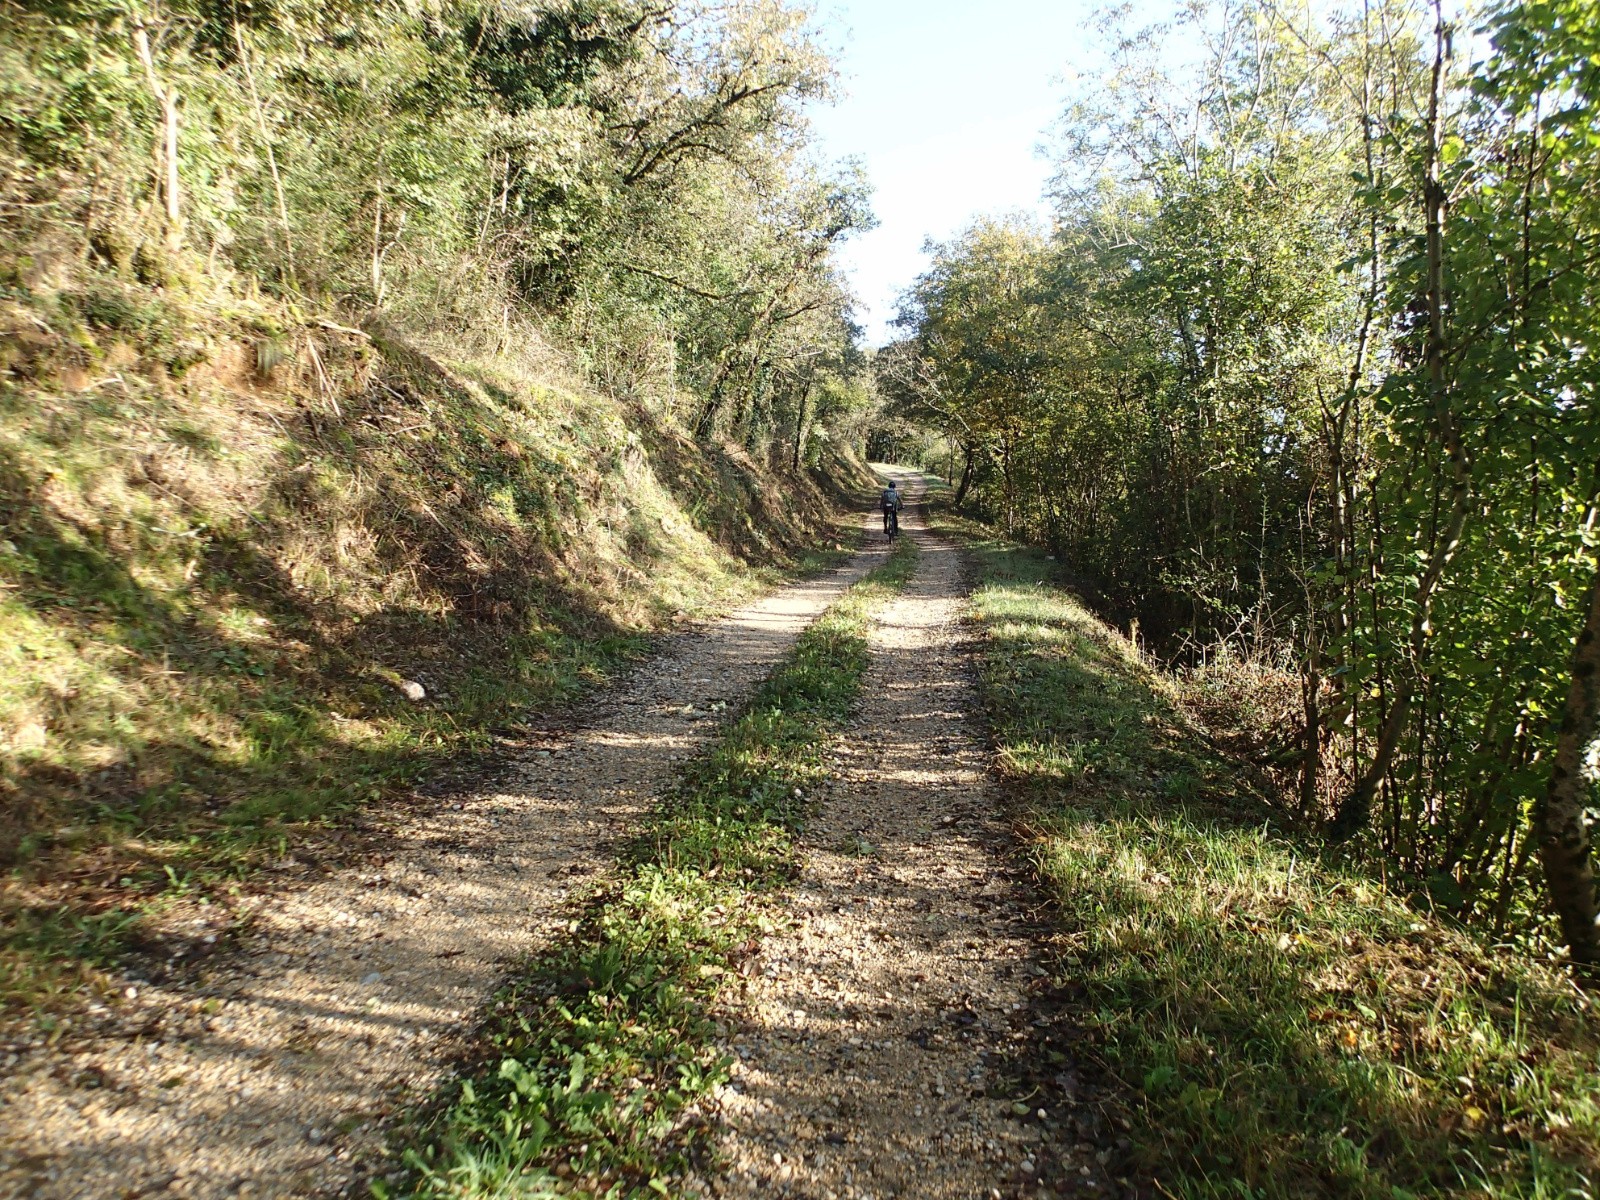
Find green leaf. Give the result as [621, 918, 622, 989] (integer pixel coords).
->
[1143, 1065, 1177, 1093]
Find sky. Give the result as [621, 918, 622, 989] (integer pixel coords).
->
[806, 0, 1130, 344]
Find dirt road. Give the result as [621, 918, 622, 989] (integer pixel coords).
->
[696, 475, 1108, 1200]
[3, 474, 1112, 1200]
[0, 519, 887, 1200]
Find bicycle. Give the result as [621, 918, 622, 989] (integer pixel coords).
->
[883, 506, 900, 540]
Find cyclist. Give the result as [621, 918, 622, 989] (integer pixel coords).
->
[880, 480, 903, 538]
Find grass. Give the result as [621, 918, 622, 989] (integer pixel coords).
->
[943, 514, 1600, 1200]
[381, 535, 917, 1200]
[0, 276, 860, 1025]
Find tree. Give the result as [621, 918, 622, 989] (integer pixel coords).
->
[886, 0, 1600, 965]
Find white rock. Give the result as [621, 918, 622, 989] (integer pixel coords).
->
[394, 679, 427, 702]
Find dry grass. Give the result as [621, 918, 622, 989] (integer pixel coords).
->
[0, 271, 859, 1024]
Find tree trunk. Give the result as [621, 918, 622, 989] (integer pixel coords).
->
[234, 26, 294, 287]
[1330, 1, 1466, 842]
[131, 11, 182, 253]
[158, 85, 181, 253]
[953, 442, 976, 507]
[371, 186, 386, 307]
[791, 378, 812, 473]
[1536, 567, 1600, 978]
[1300, 626, 1322, 816]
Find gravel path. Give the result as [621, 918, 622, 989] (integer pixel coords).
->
[698, 478, 1113, 1200]
[0, 518, 886, 1200]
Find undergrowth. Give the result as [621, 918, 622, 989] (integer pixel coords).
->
[946, 515, 1600, 1200]
[382, 535, 917, 1199]
[0, 280, 858, 1024]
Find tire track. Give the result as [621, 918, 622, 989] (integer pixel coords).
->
[699, 474, 1109, 1200]
[0, 518, 887, 1200]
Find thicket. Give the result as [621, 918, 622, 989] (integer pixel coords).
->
[885, 0, 1600, 971]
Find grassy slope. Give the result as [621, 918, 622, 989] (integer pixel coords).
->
[387, 536, 918, 1200]
[943, 513, 1600, 1200]
[0, 274, 857, 1021]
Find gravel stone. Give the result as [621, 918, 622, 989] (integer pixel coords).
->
[694, 484, 1084, 1200]
[0, 518, 883, 1200]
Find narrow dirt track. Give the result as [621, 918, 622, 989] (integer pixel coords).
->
[0, 520, 887, 1200]
[698, 479, 1108, 1200]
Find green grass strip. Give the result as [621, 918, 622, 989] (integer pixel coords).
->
[941, 515, 1600, 1200]
[382, 536, 918, 1200]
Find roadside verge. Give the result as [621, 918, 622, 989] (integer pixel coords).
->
[940, 511, 1600, 1200]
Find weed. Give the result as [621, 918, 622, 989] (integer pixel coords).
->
[64, 285, 174, 345]
[384, 537, 917, 1200]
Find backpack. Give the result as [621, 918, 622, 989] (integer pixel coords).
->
[882, 488, 899, 512]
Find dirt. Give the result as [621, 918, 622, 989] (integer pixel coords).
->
[695, 477, 1122, 1200]
[0, 520, 886, 1200]
[0, 476, 1123, 1200]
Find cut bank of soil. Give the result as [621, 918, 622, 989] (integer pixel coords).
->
[0, 523, 885, 1200]
[697, 480, 1119, 1200]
